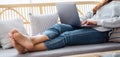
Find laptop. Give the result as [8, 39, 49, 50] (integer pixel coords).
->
[56, 3, 98, 28]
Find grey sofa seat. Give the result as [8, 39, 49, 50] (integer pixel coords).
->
[0, 42, 120, 57]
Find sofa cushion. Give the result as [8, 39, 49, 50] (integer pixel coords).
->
[29, 13, 58, 36]
[0, 43, 120, 57]
[0, 19, 27, 49]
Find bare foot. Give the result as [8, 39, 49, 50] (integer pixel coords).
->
[9, 33, 27, 54]
[10, 29, 33, 50]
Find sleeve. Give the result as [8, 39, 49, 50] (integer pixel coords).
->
[96, 16, 120, 28]
[80, 10, 94, 21]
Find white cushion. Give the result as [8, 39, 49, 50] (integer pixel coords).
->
[29, 13, 58, 36]
[109, 28, 120, 42]
[0, 19, 27, 49]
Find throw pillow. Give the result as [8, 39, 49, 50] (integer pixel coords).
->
[29, 13, 58, 36]
[109, 28, 120, 42]
[0, 19, 27, 49]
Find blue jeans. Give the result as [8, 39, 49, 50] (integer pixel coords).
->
[42, 24, 110, 50]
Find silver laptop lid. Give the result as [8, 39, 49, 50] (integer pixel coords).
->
[56, 3, 81, 28]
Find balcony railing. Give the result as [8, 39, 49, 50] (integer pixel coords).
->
[0, 1, 99, 35]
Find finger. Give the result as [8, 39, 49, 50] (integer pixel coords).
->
[85, 21, 90, 25]
[82, 20, 87, 25]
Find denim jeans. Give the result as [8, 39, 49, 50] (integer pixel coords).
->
[42, 24, 110, 50]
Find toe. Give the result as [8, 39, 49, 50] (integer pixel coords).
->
[9, 37, 16, 47]
[10, 28, 19, 34]
[8, 33, 12, 38]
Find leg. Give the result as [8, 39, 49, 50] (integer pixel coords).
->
[62, 28, 109, 45]
[27, 43, 47, 52]
[42, 24, 74, 40]
[30, 35, 49, 44]
[9, 23, 74, 47]
[43, 28, 109, 50]
[9, 24, 73, 50]
[9, 28, 109, 52]
[31, 23, 74, 44]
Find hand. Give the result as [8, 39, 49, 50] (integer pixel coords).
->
[82, 19, 97, 26]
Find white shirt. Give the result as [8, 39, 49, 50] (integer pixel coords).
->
[81, 1, 120, 32]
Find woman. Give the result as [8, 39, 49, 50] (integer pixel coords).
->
[9, 0, 120, 54]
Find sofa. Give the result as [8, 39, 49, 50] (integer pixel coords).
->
[0, 42, 120, 57]
[1, 16, 120, 57]
[0, 3, 120, 57]
[0, 11, 120, 57]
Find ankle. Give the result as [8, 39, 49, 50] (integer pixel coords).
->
[30, 35, 49, 44]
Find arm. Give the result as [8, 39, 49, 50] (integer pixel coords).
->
[97, 16, 120, 28]
[80, 10, 94, 21]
